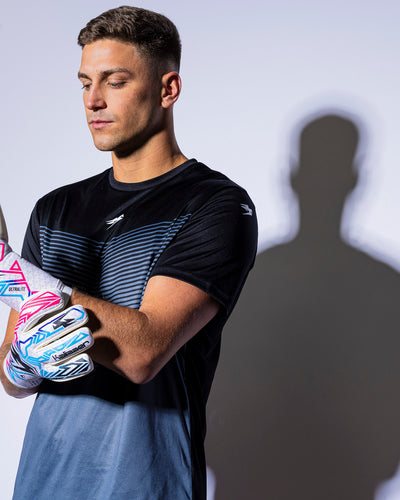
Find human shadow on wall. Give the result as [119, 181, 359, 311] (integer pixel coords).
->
[206, 113, 400, 500]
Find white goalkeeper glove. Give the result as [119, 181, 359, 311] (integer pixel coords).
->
[3, 289, 94, 389]
[0, 205, 71, 311]
[0, 205, 94, 387]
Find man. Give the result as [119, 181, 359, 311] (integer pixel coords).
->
[0, 6, 257, 499]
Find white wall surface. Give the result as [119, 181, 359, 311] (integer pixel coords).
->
[0, 1, 399, 498]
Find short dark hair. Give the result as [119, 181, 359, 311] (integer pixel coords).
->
[78, 6, 181, 73]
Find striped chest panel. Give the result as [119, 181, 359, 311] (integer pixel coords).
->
[39, 214, 191, 308]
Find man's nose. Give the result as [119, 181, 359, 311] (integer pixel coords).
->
[84, 85, 106, 111]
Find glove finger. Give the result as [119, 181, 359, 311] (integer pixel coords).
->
[18, 289, 65, 333]
[20, 305, 88, 347]
[43, 353, 94, 382]
[0, 205, 8, 243]
[40, 327, 93, 364]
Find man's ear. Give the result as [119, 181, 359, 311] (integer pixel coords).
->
[160, 72, 182, 109]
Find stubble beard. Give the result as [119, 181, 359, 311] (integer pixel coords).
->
[95, 124, 164, 159]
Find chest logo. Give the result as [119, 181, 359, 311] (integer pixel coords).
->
[106, 214, 125, 229]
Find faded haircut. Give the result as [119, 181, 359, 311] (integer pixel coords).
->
[77, 6, 181, 75]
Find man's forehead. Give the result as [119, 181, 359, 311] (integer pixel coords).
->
[78, 67, 133, 80]
[79, 39, 146, 75]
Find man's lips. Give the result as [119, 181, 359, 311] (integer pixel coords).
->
[89, 120, 113, 130]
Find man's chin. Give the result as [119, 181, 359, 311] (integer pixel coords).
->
[91, 133, 150, 157]
[94, 144, 113, 152]
[91, 138, 114, 152]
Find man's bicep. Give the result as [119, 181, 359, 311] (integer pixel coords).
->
[150, 188, 257, 317]
[140, 274, 220, 355]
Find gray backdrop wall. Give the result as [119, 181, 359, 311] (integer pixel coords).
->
[1, 1, 399, 499]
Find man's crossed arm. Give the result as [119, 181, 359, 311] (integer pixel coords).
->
[0, 206, 219, 397]
[2, 277, 219, 397]
[70, 276, 218, 384]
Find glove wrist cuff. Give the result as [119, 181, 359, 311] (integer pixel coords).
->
[0, 251, 71, 311]
[57, 282, 73, 301]
[3, 352, 42, 390]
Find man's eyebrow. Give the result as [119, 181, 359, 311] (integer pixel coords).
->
[77, 68, 133, 80]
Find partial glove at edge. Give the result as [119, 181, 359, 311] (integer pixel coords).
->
[0, 205, 72, 311]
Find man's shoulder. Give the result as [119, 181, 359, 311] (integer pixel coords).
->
[186, 161, 254, 208]
[38, 169, 111, 205]
[188, 160, 236, 184]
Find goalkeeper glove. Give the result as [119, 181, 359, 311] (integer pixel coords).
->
[3, 289, 94, 389]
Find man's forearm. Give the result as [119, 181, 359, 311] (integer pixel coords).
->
[70, 276, 219, 385]
[70, 289, 159, 384]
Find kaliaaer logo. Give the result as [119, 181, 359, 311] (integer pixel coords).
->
[52, 340, 91, 362]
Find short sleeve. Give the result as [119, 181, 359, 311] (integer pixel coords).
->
[150, 187, 258, 315]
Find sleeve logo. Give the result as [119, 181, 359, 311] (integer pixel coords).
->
[240, 204, 253, 216]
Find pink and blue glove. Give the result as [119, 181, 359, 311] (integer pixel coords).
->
[3, 289, 94, 389]
[0, 205, 94, 388]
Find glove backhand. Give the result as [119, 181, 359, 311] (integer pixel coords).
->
[4, 289, 94, 389]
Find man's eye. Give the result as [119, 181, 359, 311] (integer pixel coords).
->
[81, 83, 91, 91]
[108, 82, 125, 88]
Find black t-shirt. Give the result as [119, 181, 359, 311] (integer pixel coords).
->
[15, 159, 257, 500]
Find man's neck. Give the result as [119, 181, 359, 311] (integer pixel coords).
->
[111, 130, 187, 183]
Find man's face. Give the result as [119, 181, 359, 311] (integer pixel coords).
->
[78, 39, 163, 156]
